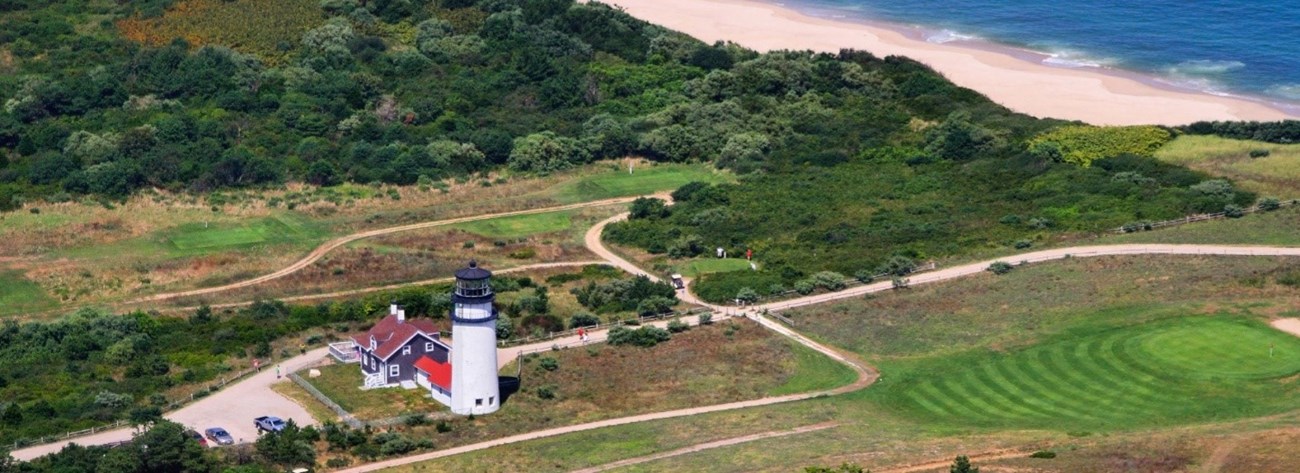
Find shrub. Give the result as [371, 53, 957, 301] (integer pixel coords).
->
[891, 277, 909, 289]
[736, 287, 759, 304]
[326, 458, 351, 468]
[635, 296, 676, 317]
[1257, 197, 1281, 211]
[462, 241, 474, 248]
[698, 313, 714, 325]
[1013, 239, 1032, 249]
[535, 385, 556, 400]
[1223, 204, 1245, 218]
[1029, 450, 1057, 459]
[876, 255, 916, 276]
[568, 312, 600, 329]
[508, 248, 536, 259]
[1121, 220, 1154, 233]
[403, 414, 429, 426]
[794, 279, 815, 295]
[1027, 125, 1171, 167]
[435, 420, 452, 433]
[538, 356, 559, 371]
[666, 319, 689, 333]
[1249, 149, 1270, 158]
[853, 269, 874, 283]
[987, 261, 1014, 275]
[811, 271, 848, 291]
[607, 326, 672, 347]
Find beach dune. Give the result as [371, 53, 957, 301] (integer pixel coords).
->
[603, 0, 1295, 126]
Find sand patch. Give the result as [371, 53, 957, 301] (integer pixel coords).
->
[1269, 318, 1300, 338]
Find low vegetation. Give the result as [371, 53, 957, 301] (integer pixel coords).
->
[1154, 134, 1300, 198]
[1027, 125, 1171, 167]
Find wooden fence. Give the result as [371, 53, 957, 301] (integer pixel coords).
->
[1114, 199, 1298, 234]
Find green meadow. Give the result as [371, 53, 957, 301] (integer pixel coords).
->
[678, 258, 753, 278]
[1154, 134, 1300, 198]
[548, 164, 733, 204]
[0, 271, 57, 313]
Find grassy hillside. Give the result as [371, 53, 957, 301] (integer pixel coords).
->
[1154, 134, 1300, 198]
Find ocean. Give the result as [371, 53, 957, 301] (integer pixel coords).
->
[781, 0, 1300, 112]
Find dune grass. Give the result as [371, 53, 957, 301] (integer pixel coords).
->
[1154, 135, 1300, 198]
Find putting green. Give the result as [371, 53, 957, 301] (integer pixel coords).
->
[453, 211, 573, 238]
[167, 216, 319, 250]
[884, 316, 1300, 430]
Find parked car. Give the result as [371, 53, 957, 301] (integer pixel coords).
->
[186, 430, 207, 447]
[254, 416, 286, 433]
[204, 427, 234, 445]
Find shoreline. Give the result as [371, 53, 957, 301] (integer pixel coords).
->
[601, 0, 1298, 126]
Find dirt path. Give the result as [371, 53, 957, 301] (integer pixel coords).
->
[569, 421, 840, 473]
[126, 196, 649, 304]
[756, 244, 1300, 313]
[162, 260, 609, 313]
[875, 449, 1031, 473]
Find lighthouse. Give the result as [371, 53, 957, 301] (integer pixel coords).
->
[449, 260, 500, 415]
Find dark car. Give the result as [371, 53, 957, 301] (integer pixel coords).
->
[254, 416, 286, 433]
[186, 430, 207, 447]
[204, 427, 234, 446]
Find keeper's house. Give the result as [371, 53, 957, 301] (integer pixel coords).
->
[346, 303, 450, 393]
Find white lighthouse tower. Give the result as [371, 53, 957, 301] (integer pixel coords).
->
[449, 260, 500, 415]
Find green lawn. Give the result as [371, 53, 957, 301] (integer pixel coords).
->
[1154, 135, 1300, 198]
[1101, 204, 1300, 246]
[768, 341, 858, 396]
[877, 316, 1300, 431]
[0, 270, 57, 314]
[303, 363, 445, 420]
[166, 215, 323, 251]
[677, 258, 753, 278]
[452, 211, 574, 239]
[549, 163, 733, 204]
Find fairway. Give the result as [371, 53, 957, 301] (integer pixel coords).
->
[884, 316, 1300, 430]
[166, 215, 319, 251]
[680, 258, 753, 278]
[453, 211, 573, 238]
[550, 164, 732, 203]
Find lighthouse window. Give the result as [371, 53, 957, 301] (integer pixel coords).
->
[456, 279, 491, 297]
[475, 398, 483, 406]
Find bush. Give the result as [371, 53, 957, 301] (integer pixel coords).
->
[666, 319, 690, 333]
[987, 261, 1014, 275]
[1249, 149, 1271, 158]
[698, 313, 713, 325]
[876, 256, 916, 276]
[1029, 450, 1057, 459]
[1257, 197, 1282, 211]
[794, 279, 815, 295]
[811, 271, 848, 291]
[535, 385, 556, 400]
[1027, 125, 1171, 167]
[1121, 220, 1154, 233]
[1224, 204, 1245, 218]
[326, 458, 351, 468]
[891, 277, 909, 289]
[568, 312, 600, 329]
[538, 356, 559, 371]
[635, 296, 676, 317]
[1013, 239, 1032, 249]
[853, 269, 875, 283]
[403, 414, 429, 426]
[435, 420, 452, 433]
[607, 325, 672, 347]
[736, 287, 759, 304]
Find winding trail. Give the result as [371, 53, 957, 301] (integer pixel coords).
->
[15, 198, 1300, 471]
[126, 196, 650, 304]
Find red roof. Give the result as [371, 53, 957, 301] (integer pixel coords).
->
[351, 314, 441, 360]
[413, 355, 452, 390]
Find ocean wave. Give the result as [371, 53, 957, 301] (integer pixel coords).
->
[1039, 49, 1115, 69]
[1265, 84, 1300, 100]
[1168, 59, 1246, 76]
[925, 29, 977, 44]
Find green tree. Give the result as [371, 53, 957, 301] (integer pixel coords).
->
[950, 455, 979, 473]
[508, 132, 586, 173]
[629, 197, 668, 219]
[135, 420, 219, 473]
[736, 287, 759, 304]
[255, 419, 316, 468]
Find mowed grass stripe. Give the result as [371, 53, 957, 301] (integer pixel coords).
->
[1066, 339, 1163, 400]
[969, 362, 1057, 420]
[1041, 344, 1166, 415]
[981, 360, 1077, 420]
[931, 376, 1031, 422]
[1020, 348, 1151, 419]
[909, 381, 989, 420]
[991, 356, 1100, 423]
[950, 366, 1042, 421]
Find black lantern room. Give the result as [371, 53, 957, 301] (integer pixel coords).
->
[452, 260, 493, 304]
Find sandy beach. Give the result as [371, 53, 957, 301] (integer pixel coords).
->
[601, 0, 1297, 126]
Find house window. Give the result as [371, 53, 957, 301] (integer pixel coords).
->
[402, 346, 411, 356]
[389, 365, 400, 377]
[425, 342, 434, 352]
